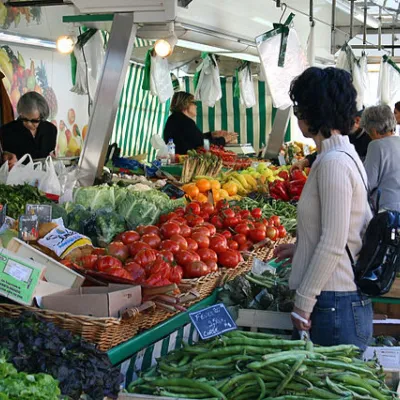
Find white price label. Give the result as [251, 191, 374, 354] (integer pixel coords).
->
[4, 260, 32, 282]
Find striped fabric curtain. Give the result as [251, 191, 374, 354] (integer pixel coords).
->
[111, 64, 291, 158]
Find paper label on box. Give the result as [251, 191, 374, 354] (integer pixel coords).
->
[0, 252, 42, 304]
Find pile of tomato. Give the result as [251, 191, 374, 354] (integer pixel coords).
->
[74, 200, 286, 287]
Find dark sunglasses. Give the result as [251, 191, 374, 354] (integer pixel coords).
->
[19, 117, 42, 124]
[293, 105, 305, 120]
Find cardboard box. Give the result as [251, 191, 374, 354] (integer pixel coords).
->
[7, 238, 84, 288]
[41, 284, 142, 318]
[373, 318, 400, 337]
[364, 346, 400, 371]
[236, 309, 292, 331]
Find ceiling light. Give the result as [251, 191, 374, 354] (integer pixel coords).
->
[154, 33, 178, 57]
[325, 0, 381, 29]
[56, 35, 75, 54]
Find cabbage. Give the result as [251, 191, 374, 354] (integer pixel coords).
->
[73, 185, 115, 211]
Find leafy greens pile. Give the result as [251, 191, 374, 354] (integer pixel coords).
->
[0, 355, 60, 400]
[0, 184, 51, 220]
[0, 312, 123, 400]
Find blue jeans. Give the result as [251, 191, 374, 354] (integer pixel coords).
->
[294, 291, 373, 351]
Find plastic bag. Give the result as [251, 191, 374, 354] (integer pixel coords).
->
[377, 56, 400, 109]
[335, 45, 353, 73]
[0, 162, 9, 184]
[194, 54, 222, 107]
[257, 18, 307, 109]
[352, 54, 370, 110]
[150, 54, 174, 104]
[38, 157, 61, 196]
[6, 154, 41, 186]
[239, 66, 256, 108]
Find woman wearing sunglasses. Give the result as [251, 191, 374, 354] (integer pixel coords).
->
[273, 67, 373, 350]
[0, 92, 57, 161]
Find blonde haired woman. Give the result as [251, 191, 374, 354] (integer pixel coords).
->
[163, 91, 237, 154]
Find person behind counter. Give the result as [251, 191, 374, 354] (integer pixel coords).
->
[0, 143, 17, 169]
[0, 92, 57, 160]
[163, 91, 237, 155]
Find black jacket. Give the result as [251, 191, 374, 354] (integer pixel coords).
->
[306, 130, 371, 167]
[0, 120, 57, 160]
[163, 112, 225, 155]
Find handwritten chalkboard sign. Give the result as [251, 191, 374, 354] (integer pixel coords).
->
[189, 303, 237, 340]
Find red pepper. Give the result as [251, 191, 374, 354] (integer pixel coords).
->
[289, 179, 305, 197]
[278, 171, 289, 181]
[291, 170, 307, 182]
[291, 195, 300, 201]
[271, 181, 290, 201]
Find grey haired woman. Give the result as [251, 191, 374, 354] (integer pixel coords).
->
[0, 91, 57, 160]
[362, 105, 400, 211]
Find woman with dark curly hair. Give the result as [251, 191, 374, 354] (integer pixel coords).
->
[274, 67, 373, 350]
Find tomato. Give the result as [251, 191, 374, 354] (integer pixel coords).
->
[120, 231, 140, 245]
[174, 207, 185, 217]
[223, 216, 240, 228]
[191, 232, 210, 249]
[160, 222, 181, 239]
[251, 208, 263, 219]
[159, 239, 180, 254]
[169, 217, 187, 225]
[169, 265, 183, 284]
[105, 267, 132, 280]
[185, 260, 210, 278]
[239, 210, 251, 219]
[158, 250, 174, 263]
[235, 222, 251, 236]
[134, 249, 157, 267]
[137, 225, 159, 236]
[209, 234, 228, 254]
[266, 226, 278, 241]
[199, 211, 210, 222]
[233, 233, 247, 245]
[159, 214, 169, 224]
[141, 234, 162, 249]
[204, 260, 218, 273]
[218, 250, 241, 269]
[92, 248, 106, 256]
[164, 212, 178, 221]
[191, 227, 210, 238]
[107, 241, 129, 262]
[239, 241, 252, 251]
[185, 214, 204, 227]
[210, 215, 223, 230]
[128, 241, 151, 257]
[179, 224, 192, 238]
[170, 234, 188, 250]
[254, 222, 267, 231]
[200, 222, 217, 236]
[221, 230, 232, 240]
[249, 228, 267, 243]
[124, 262, 146, 283]
[185, 202, 201, 215]
[201, 203, 214, 215]
[228, 240, 239, 250]
[277, 225, 287, 238]
[270, 215, 281, 227]
[149, 258, 171, 279]
[97, 256, 123, 272]
[216, 200, 229, 211]
[175, 250, 200, 267]
[80, 254, 98, 270]
[221, 208, 236, 219]
[186, 237, 199, 252]
[197, 248, 218, 263]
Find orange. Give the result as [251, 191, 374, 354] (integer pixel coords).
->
[219, 189, 229, 199]
[212, 189, 220, 203]
[196, 178, 212, 193]
[210, 180, 221, 191]
[195, 193, 208, 203]
[185, 184, 200, 199]
[222, 182, 238, 196]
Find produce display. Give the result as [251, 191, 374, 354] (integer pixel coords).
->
[0, 312, 123, 400]
[127, 330, 395, 399]
[0, 184, 51, 219]
[197, 145, 252, 170]
[268, 169, 308, 202]
[181, 150, 224, 184]
[0, 356, 60, 400]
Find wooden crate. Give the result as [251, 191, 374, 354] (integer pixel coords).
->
[236, 309, 292, 333]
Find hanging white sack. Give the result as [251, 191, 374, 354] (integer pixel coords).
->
[377, 55, 400, 109]
[150, 54, 174, 104]
[38, 156, 62, 196]
[6, 154, 42, 186]
[194, 54, 222, 108]
[256, 13, 307, 110]
[335, 44, 353, 73]
[352, 53, 370, 110]
[239, 65, 256, 109]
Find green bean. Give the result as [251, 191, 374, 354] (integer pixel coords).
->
[292, 376, 313, 389]
[308, 386, 343, 399]
[325, 377, 351, 397]
[272, 355, 306, 397]
[222, 337, 306, 348]
[193, 355, 255, 367]
[345, 385, 372, 395]
[313, 344, 360, 355]
[332, 374, 388, 400]
[193, 346, 279, 361]
[303, 360, 374, 376]
[159, 390, 214, 398]
[268, 397, 352, 400]
[177, 354, 191, 367]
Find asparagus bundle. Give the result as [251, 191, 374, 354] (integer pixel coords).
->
[181, 151, 224, 183]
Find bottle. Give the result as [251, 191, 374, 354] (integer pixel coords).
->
[167, 139, 175, 164]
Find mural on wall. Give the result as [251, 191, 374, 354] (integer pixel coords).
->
[0, 4, 41, 29]
[0, 44, 89, 158]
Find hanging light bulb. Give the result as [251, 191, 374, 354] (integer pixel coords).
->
[154, 34, 178, 58]
[56, 35, 75, 54]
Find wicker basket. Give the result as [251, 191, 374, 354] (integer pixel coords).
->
[0, 302, 153, 352]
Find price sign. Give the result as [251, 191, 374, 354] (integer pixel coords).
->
[278, 154, 286, 166]
[303, 144, 310, 156]
[26, 204, 52, 224]
[0, 204, 6, 227]
[189, 303, 237, 340]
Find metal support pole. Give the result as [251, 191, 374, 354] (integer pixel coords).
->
[309, 0, 313, 23]
[350, 0, 354, 39]
[378, 6, 382, 50]
[392, 24, 396, 57]
[331, 0, 336, 54]
[78, 13, 136, 186]
[363, 0, 367, 45]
